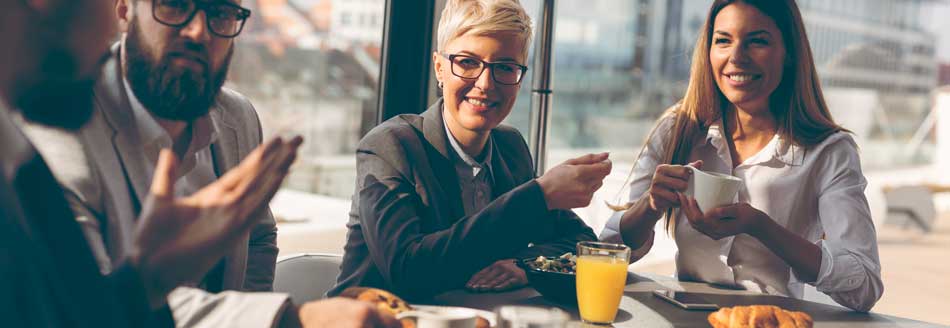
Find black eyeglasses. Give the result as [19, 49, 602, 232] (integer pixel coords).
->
[151, 0, 252, 38]
[441, 53, 528, 85]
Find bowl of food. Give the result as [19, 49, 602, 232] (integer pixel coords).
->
[518, 253, 577, 306]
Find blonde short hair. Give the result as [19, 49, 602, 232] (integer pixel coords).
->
[436, 0, 534, 61]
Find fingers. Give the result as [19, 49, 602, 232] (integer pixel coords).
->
[651, 187, 679, 207]
[150, 149, 179, 199]
[466, 268, 489, 289]
[466, 266, 497, 290]
[653, 173, 688, 191]
[193, 136, 302, 236]
[649, 169, 689, 211]
[473, 260, 526, 292]
[656, 164, 693, 181]
[705, 204, 739, 221]
[677, 193, 693, 220]
[688, 160, 704, 170]
[564, 152, 609, 166]
[678, 193, 705, 224]
[215, 137, 285, 191]
[678, 194, 722, 239]
[232, 137, 303, 217]
[572, 157, 610, 195]
[678, 196, 745, 240]
[488, 269, 527, 291]
[229, 136, 302, 194]
[576, 159, 612, 179]
[490, 277, 522, 292]
[473, 268, 501, 290]
[275, 136, 304, 175]
[483, 269, 513, 289]
[650, 164, 692, 211]
[469, 260, 520, 291]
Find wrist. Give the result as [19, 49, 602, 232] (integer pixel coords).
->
[534, 177, 553, 210]
[749, 213, 776, 241]
[129, 250, 173, 309]
[637, 194, 663, 220]
[127, 251, 165, 309]
[279, 303, 302, 328]
[617, 198, 662, 246]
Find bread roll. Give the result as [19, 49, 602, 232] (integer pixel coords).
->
[339, 287, 491, 328]
[339, 287, 413, 317]
[708, 305, 813, 328]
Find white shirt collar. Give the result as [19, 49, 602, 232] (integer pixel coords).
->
[700, 119, 804, 167]
[442, 108, 492, 177]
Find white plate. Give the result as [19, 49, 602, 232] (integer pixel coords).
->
[412, 305, 496, 326]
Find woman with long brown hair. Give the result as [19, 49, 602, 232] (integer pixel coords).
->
[601, 0, 882, 311]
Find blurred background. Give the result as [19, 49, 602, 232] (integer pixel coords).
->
[224, 0, 950, 324]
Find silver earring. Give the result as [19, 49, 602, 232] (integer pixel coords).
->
[438, 81, 444, 89]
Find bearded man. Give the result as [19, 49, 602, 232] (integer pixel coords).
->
[16, 0, 398, 327]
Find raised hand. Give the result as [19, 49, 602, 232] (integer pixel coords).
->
[537, 152, 612, 210]
[131, 136, 303, 307]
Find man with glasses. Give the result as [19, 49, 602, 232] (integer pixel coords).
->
[18, 0, 398, 327]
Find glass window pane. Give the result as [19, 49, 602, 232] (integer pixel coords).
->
[536, 0, 946, 218]
[226, 0, 385, 253]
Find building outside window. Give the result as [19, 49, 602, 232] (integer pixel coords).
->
[225, 0, 385, 253]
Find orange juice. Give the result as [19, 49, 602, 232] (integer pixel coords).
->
[576, 255, 628, 324]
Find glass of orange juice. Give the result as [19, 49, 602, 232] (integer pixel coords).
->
[575, 241, 630, 325]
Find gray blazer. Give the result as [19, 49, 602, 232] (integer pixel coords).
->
[17, 45, 288, 327]
[330, 100, 597, 300]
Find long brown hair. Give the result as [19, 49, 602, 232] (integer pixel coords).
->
[610, 0, 846, 233]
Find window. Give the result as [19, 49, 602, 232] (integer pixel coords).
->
[226, 0, 386, 252]
[518, 0, 699, 233]
[526, 0, 945, 230]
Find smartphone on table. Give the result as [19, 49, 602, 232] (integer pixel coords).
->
[653, 290, 720, 311]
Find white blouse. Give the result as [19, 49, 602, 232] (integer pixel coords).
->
[601, 115, 884, 312]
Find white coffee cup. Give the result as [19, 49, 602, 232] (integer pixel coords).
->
[397, 308, 478, 328]
[495, 305, 569, 328]
[684, 166, 742, 212]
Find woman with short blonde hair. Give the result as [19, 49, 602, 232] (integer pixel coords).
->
[602, 0, 883, 312]
[331, 0, 608, 300]
[436, 0, 534, 61]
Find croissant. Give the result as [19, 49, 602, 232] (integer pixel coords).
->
[339, 287, 414, 317]
[339, 287, 490, 328]
[708, 305, 813, 328]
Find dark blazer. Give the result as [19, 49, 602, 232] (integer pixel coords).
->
[14, 44, 282, 326]
[0, 107, 171, 327]
[330, 99, 596, 300]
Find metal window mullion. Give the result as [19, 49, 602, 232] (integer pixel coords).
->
[376, 0, 437, 125]
[529, 0, 557, 177]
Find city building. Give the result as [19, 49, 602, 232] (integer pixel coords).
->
[330, 0, 385, 46]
